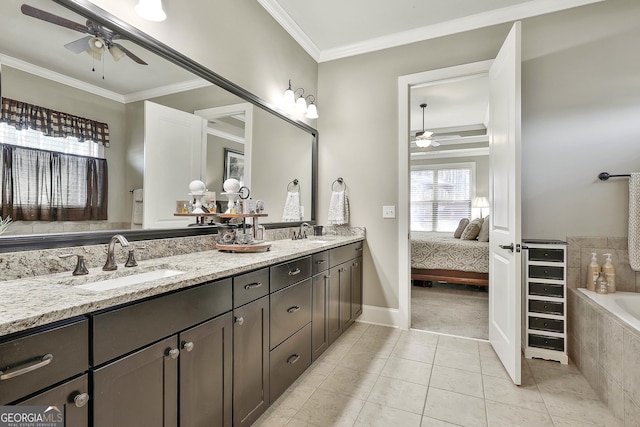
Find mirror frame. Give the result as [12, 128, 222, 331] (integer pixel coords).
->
[0, 0, 318, 252]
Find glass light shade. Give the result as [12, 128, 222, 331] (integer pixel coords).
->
[283, 88, 295, 108]
[305, 103, 318, 119]
[109, 45, 126, 61]
[295, 96, 307, 114]
[473, 196, 490, 208]
[415, 138, 432, 148]
[135, 0, 167, 22]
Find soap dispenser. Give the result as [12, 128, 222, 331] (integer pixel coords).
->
[586, 252, 600, 292]
[603, 253, 616, 293]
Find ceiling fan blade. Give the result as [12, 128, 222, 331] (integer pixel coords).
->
[21, 4, 89, 33]
[431, 140, 441, 147]
[112, 43, 148, 65]
[64, 36, 92, 54]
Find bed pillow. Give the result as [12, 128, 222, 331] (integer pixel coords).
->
[453, 218, 469, 238]
[461, 218, 483, 240]
[477, 215, 490, 242]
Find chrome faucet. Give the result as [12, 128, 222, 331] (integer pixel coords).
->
[300, 222, 312, 239]
[103, 234, 130, 271]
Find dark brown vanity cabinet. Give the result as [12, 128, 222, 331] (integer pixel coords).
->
[328, 242, 364, 345]
[91, 278, 233, 427]
[311, 251, 330, 360]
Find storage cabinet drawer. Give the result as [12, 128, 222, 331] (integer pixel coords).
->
[92, 278, 232, 365]
[528, 300, 564, 315]
[270, 279, 312, 349]
[528, 248, 564, 263]
[529, 316, 564, 333]
[329, 242, 363, 267]
[312, 251, 329, 275]
[270, 323, 311, 402]
[234, 268, 269, 308]
[529, 282, 564, 298]
[0, 318, 88, 405]
[18, 374, 89, 427]
[528, 265, 564, 280]
[528, 334, 564, 351]
[270, 257, 312, 292]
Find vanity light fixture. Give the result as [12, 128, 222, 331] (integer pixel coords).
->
[305, 96, 318, 119]
[283, 80, 296, 109]
[283, 80, 319, 119]
[295, 89, 308, 114]
[135, 0, 167, 22]
[415, 103, 434, 148]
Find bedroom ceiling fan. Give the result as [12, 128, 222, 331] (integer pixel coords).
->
[20, 3, 148, 65]
[414, 103, 440, 148]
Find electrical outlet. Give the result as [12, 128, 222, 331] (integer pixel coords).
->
[382, 205, 396, 219]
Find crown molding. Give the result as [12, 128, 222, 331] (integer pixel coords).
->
[257, 0, 604, 63]
[0, 54, 124, 103]
[256, 0, 321, 61]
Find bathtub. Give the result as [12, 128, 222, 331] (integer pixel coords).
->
[578, 288, 640, 332]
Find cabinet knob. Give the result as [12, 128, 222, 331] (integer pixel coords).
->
[316, 260, 326, 265]
[339, 268, 347, 273]
[168, 348, 180, 360]
[182, 341, 194, 352]
[235, 316, 244, 326]
[73, 392, 90, 408]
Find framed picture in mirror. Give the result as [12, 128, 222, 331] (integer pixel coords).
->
[224, 148, 244, 184]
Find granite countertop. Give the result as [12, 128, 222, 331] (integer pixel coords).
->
[0, 236, 363, 338]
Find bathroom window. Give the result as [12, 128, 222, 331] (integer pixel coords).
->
[411, 163, 473, 232]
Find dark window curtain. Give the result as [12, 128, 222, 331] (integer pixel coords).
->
[0, 97, 110, 147]
[1, 144, 108, 221]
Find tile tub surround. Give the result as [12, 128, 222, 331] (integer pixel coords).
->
[0, 231, 364, 337]
[566, 236, 639, 292]
[568, 287, 640, 426]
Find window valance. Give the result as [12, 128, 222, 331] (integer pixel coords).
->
[0, 97, 110, 147]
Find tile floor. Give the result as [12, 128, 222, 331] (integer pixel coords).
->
[254, 323, 622, 427]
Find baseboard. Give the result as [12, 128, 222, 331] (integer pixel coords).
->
[357, 305, 402, 328]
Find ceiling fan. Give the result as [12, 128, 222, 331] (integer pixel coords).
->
[414, 103, 440, 148]
[20, 3, 148, 65]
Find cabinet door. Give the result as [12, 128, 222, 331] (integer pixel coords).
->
[233, 296, 269, 427]
[180, 313, 233, 427]
[351, 256, 363, 319]
[93, 336, 179, 427]
[311, 273, 329, 361]
[328, 266, 342, 345]
[18, 374, 89, 427]
[339, 262, 354, 330]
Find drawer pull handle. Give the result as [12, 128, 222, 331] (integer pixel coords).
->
[287, 354, 301, 365]
[287, 306, 301, 314]
[74, 392, 90, 408]
[0, 353, 53, 380]
[288, 268, 301, 276]
[182, 341, 195, 352]
[339, 268, 347, 273]
[355, 247, 363, 252]
[235, 316, 244, 326]
[168, 348, 180, 360]
[244, 282, 263, 290]
[316, 260, 326, 264]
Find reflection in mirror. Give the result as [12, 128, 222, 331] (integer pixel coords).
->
[0, 0, 315, 240]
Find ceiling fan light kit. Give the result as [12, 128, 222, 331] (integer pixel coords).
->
[135, 0, 167, 22]
[414, 103, 439, 148]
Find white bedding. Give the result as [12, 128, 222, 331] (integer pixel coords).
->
[411, 231, 489, 273]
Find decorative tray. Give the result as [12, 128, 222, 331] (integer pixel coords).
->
[216, 241, 271, 253]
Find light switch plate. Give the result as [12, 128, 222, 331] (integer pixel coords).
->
[382, 205, 396, 219]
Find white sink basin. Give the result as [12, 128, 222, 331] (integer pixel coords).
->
[76, 269, 184, 292]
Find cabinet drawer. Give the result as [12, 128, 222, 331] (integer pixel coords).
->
[312, 251, 329, 275]
[528, 248, 564, 263]
[529, 282, 564, 298]
[234, 268, 269, 308]
[529, 300, 564, 315]
[270, 279, 312, 349]
[270, 257, 312, 292]
[18, 374, 89, 427]
[529, 316, 564, 333]
[329, 242, 363, 267]
[528, 334, 564, 352]
[270, 323, 311, 402]
[92, 279, 232, 366]
[0, 318, 88, 405]
[528, 265, 564, 280]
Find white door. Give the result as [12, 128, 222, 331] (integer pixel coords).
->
[488, 22, 522, 385]
[143, 101, 207, 229]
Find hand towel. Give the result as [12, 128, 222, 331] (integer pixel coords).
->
[629, 174, 640, 270]
[327, 190, 350, 225]
[282, 191, 301, 222]
[131, 188, 143, 226]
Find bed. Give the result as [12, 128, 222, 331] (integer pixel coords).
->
[411, 231, 489, 286]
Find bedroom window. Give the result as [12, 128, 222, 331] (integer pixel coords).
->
[411, 163, 473, 232]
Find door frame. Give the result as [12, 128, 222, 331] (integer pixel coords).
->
[397, 60, 494, 330]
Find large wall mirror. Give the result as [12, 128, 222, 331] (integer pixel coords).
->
[0, 0, 317, 249]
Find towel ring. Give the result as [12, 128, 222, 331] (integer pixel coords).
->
[332, 177, 346, 191]
[287, 179, 300, 192]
